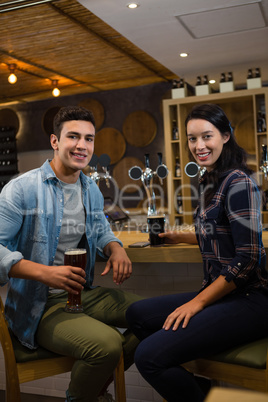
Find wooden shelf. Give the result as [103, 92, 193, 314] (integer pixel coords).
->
[163, 88, 268, 226]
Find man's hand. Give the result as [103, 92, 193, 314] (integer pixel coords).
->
[9, 259, 86, 294]
[43, 265, 86, 294]
[102, 242, 132, 285]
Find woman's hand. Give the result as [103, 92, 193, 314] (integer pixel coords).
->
[163, 298, 205, 330]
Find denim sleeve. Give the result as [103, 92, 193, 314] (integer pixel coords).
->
[221, 176, 263, 286]
[0, 183, 24, 284]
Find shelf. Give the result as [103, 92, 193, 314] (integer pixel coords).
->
[163, 88, 268, 226]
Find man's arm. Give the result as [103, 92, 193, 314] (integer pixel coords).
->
[9, 259, 86, 294]
[102, 242, 132, 285]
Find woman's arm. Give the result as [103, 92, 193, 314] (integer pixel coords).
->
[163, 275, 236, 330]
[158, 230, 198, 244]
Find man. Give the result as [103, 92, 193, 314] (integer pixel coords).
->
[0, 106, 141, 402]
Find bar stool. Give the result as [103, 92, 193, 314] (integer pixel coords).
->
[0, 295, 126, 402]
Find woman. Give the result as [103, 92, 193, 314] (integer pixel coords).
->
[126, 104, 268, 402]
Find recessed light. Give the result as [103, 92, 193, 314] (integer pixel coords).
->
[127, 3, 139, 9]
[180, 53, 188, 58]
[209, 79, 216, 84]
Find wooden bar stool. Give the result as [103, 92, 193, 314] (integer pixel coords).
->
[0, 295, 126, 402]
[163, 337, 268, 401]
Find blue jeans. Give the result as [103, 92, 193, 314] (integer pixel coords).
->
[126, 288, 268, 402]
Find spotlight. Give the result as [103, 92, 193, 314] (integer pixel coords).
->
[52, 80, 60, 97]
[8, 64, 17, 84]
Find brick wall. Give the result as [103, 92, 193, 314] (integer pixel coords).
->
[0, 261, 203, 401]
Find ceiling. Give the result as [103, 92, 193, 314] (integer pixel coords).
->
[0, 0, 268, 106]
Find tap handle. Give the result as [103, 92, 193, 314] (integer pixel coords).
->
[262, 144, 267, 162]
[144, 153, 150, 168]
[157, 152, 163, 165]
[89, 153, 99, 169]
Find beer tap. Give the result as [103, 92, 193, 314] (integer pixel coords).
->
[88, 154, 100, 183]
[260, 144, 268, 179]
[87, 153, 111, 187]
[141, 154, 156, 215]
[128, 153, 169, 216]
[99, 154, 111, 188]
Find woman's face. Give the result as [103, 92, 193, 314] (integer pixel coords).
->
[186, 119, 230, 172]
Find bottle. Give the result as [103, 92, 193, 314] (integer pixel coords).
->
[247, 69, 253, 79]
[175, 157, 181, 177]
[220, 73, 226, 83]
[255, 68, 261, 78]
[227, 72, 233, 82]
[203, 75, 208, 85]
[172, 120, 179, 140]
[257, 111, 263, 133]
[196, 76, 201, 86]
[177, 193, 183, 214]
[179, 78, 184, 88]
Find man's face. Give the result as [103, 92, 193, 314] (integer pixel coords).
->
[52, 120, 95, 173]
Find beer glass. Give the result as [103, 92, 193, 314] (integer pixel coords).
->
[147, 215, 165, 246]
[64, 248, 87, 313]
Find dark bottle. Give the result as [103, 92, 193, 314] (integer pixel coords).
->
[196, 76, 201, 86]
[177, 192, 183, 214]
[255, 68, 261, 78]
[220, 73, 226, 83]
[257, 112, 263, 132]
[172, 120, 179, 140]
[175, 157, 181, 177]
[203, 75, 208, 85]
[247, 69, 253, 79]
[179, 78, 184, 88]
[227, 72, 233, 82]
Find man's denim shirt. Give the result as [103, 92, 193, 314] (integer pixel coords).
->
[0, 160, 122, 349]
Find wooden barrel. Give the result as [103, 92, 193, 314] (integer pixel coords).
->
[122, 110, 157, 147]
[0, 108, 20, 133]
[78, 98, 105, 130]
[42, 106, 61, 136]
[94, 127, 126, 165]
[113, 156, 145, 193]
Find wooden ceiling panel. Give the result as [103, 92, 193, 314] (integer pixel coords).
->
[0, 0, 177, 104]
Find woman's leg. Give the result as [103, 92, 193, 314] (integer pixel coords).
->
[126, 289, 268, 402]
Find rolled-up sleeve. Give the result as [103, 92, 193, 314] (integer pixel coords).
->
[220, 176, 264, 286]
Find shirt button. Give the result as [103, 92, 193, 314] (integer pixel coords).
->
[237, 262, 241, 266]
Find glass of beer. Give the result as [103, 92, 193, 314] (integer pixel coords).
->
[147, 215, 165, 246]
[64, 248, 87, 313]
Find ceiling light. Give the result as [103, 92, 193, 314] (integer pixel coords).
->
[179, 53, 188, 58]
[8, 63, 17, 84]
[209, 79, 216, 84]
[127, 3, 139, 9]
[52, 80, 60, 97]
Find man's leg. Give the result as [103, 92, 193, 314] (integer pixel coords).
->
[36, 294, 123, 402]
[81, 287, 143, 370]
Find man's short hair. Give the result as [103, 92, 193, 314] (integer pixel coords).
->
[53, 106, 96, 139]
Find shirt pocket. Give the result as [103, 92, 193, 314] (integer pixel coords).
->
[26, 213, 49, 243]
[91, 211, 106, 239]
[201, 206, 220, 239]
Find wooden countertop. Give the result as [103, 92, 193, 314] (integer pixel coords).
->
[114, 230, 268, 264]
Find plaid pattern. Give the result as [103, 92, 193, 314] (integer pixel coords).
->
[195, 170, 268, 291]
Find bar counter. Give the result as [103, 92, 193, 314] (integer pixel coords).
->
[115, 230, 268, 264]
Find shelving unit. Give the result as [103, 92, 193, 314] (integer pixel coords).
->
[163, 88, 268, 227]
[0, 126, 19, 192]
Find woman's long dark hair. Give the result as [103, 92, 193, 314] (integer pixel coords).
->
[185, 103, 252, 205]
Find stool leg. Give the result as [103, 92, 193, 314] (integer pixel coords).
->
[114, 352, 126, 402]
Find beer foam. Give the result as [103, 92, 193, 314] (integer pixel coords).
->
[65, 249, 86, 255]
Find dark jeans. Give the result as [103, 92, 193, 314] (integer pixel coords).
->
[126, 289, 268, 402]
